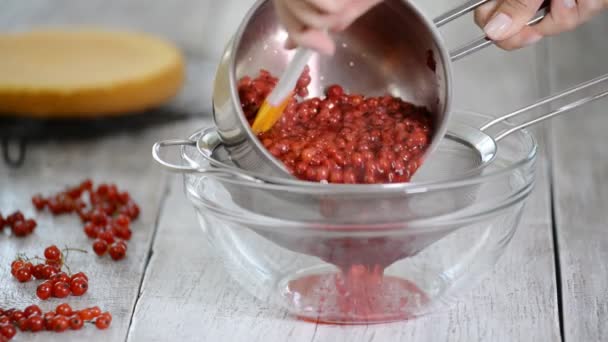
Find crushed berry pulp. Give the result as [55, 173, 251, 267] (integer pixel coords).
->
[237, 68, 434, 184]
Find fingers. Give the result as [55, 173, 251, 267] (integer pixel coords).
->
[283, 0, 340, 30]
[476, 0, 608, 51]
[528, 0, 580, 38]
[333, 0, 383, 31]
[274, 0, 335, 54]
[273, 0, 382, 55]
[306, 0, 349, 13]
[478, 0, 546, 40]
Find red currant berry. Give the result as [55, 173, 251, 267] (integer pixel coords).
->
[79, 209, 92, 222]
[98, 230, 115, 244]
[96, 183, 109, 196]
[10, 260, 23, 276]
[41, 265, 59, 279]
[70, 277, 88, 296]
[0, 324, 16, 339]
[118, 191, 130, 204]
[71, 272, 88, 282]
[6, 211, 24, 226]
[12, 221, 30, 237]
[32, 264, 46, 279]
[22, 262, 33, 274]
[93, 239, 109, 256]
[17, 317, 28, 331]
[95, 312, 112, 330]
[52, 282, 71, 298]
[36, 282, 52, 300]
[114, 226, 132, 240]
[91, 209, 108, 226]
[44, 245, 61, 261]
[66, 186, 82, 199]
[52, 315, 69, 332]
[56, 304, 73, 317]
[80, 179, 94, 191]
[43, 312, 56, 330]
[24, 305, 42, 318]
[50, 272, 70, 285]
[84, 222, 99, 238]
[114, 214, 130, 228]
[0, 317, 8, 325]
[32, 194, 47, 210]
[48, 199, 64, 214]
[24, 219, 37, 233]
[88, 306, 101, 318]
[28, 315, 45, 332]
[126, 202, 140, 220]
[77, 309, 94, 321]
[10, 311, 24, 323]
[14, 267, 32, 282]
[109, 241, 127, 260]
[69, 315, 84, 330]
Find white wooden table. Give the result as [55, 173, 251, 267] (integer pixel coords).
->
[1, 1, 607, 341]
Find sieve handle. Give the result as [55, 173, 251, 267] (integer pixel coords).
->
[480, 74, 608, 141]
[434, 0, 550, 61]
[152, 139, 262, 182]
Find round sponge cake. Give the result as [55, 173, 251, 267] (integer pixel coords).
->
[0, 28, 185, 117]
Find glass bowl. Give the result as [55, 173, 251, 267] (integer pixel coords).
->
[180, 111, 537, 324]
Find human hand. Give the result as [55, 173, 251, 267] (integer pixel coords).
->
[273, 0, 382, 55]
[475, 0, 608, 50]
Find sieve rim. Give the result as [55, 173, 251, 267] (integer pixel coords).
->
[181, 111, 538, 194]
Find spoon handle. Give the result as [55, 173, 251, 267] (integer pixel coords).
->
[267, 47, 313, 106]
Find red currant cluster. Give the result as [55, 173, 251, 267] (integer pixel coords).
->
[0, 211, 37, 237]
[0, 304, 111, 340]
[11, 245, 89, 300]
[33, 180, 139, 261]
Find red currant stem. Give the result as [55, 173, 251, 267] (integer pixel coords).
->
[63, 263, 72, 275]
[16, 253, 29, 261]
[63, 247, 88, 254]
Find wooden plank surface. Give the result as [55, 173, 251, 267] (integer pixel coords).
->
[1, 0, 590, 341]
[0, 122, 181, 341]
[548, 13, 608, 342]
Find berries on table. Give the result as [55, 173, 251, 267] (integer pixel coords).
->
[28, 315, 45, 332]
[11, 245, 89, 300]
[69, 277, 88, 296]
[52, 282, 71, 299]
[55, 304, 73, 317]
[14, 268, 32, 283]
[0, 304, 111, 339]
[93, 239, 108, 256]
[33, 180, 140, 260]
[68, 316, 83, 330]
[0, 210, 37, 238]
[5, 212, 24, 226]
[36, 283, 52, 300]
[51, 315, 69, 332]
[44, 245, 61, 263]
[94, 312, 112, 330]
[24, 305, 42, 318]
[0, 324, 16, 339]
[108, 241, 127, 261]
